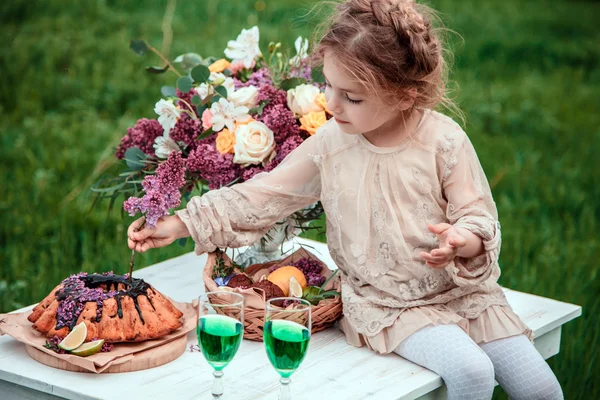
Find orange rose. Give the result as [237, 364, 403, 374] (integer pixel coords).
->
[314, 92, 331, 114]
[299, 111, 327, 136]
[216, 128, 236, 154]
[209, 58, 231, 73]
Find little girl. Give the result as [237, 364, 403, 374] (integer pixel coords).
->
[128, 1, 563, 398]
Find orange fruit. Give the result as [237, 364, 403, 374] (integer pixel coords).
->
[267, 266, 307, 296]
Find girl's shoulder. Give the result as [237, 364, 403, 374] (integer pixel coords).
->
[415, 110, 469, 158]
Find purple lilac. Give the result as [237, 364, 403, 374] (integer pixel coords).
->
[235, 67, 272, 89]
[269, 257, 326, 287]
[256, 84, 287, 110]
[289, 59, 312, 82]
[55, 272, 119, 330]
[169, 113, 201, 150]
[123, 151, 186, 227]
[186, 144, 240, 189]
[115, 118, 163, 159]
[257, 104, 300, 144]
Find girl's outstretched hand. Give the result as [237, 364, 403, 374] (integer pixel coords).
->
[127, 215, 190, 253]
[420, 223, 467, 269]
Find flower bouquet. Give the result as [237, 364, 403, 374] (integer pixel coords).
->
[92, 26, 331, 266]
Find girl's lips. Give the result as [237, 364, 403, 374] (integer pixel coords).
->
[335, 117, 349, 124]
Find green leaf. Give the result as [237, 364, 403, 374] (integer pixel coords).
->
[145, 65, 169, 74]
[210, 95, 222, 104]
[197, 128, 214, 140]
[173, 53, 203, 72]
[281, 77, 307, 91]
[196, 104, 207, 116]
[191, 95, 202, 106]
[311, 66, 325, 83]
[124, 147, 146, 171]
[130, 40, 148, 56]
[161, 85, 177, 97]
[191, 64, 211, 84]
[177, 76, 193, 93]
[320, 269, 339, 290]
[214, 85, 228, 99]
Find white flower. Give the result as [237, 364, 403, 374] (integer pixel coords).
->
[233, 121, 276, 166]
[224, 26, 262, 68]
[195, 83, 214, 100]
[154, 99, 182, 135]
[229, 86, 259, 109]
[209, 72, 235, 97]
[287, 84, 321, 116]
[290, 36, 309, 66]
[153, 136, 181, 159]
[210, 98, 251, 132]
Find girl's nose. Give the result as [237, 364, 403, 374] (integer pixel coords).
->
[326, 93, 343, 115]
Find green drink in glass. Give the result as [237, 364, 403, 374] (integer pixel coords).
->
[264, 298, 311, 400]
[198, 292, 244, 398]
[197, 314, 243, 370]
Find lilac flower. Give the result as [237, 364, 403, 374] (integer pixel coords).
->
[235, 67, 272, 89]
[187, 144, 241, 189]
[123, 151, 186, 228]
[257, 84, 287, 111]
[257, 104, 300, 144]
[115, 118, 163, 159]
[169, 113, 201, 149]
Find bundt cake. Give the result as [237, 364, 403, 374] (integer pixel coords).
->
[28, 272, 183, 343]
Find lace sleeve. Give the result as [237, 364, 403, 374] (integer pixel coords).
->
[175, 134, 321, 254]
[442, 133, 501, 287]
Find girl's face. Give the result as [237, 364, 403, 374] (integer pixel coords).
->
[322, 51, 404, 136]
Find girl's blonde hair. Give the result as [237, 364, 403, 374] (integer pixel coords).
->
[311, 0, 462, 122]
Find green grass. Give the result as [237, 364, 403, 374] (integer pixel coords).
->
[1, 0, 598, 398]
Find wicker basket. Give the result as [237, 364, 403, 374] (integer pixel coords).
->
[203, 247, 343, 341]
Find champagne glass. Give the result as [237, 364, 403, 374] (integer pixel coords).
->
[264, 298, 311, 400]
[198, 292, 244, 398]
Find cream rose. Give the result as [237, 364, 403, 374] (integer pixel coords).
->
[233, 121, 276, 166]
[287, 84, 322, 116]
[229, 86, 259, 109]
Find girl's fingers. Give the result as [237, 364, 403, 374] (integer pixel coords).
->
[426, 261, 449, 269]
[127, 217, 145, 240]
[449, 234, 467, 248]
[427, 223, 452, 235]
[420, 252, 450, 263]
[133, 225, 156, 242]
[431, 248, 454, 259]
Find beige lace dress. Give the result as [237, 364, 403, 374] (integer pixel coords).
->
[176, 109, 531, 354]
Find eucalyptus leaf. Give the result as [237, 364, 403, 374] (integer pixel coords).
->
[145, 65, 169, 74]
[191, 95, 202, 106]
[197, 128, 214, 140]
[196, 104, 207, 116]
[130, 40, 148, 56]
[214, 85, 228, 99]
[161, 85, 177, 97]
[281, 77, 307, 91]
[174, 53, 203, 72]
[124, 147, 146, 171]
[177, 76, 193, 93]
[191, 64, 211, 83]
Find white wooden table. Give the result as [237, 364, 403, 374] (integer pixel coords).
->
[0, 238, 581, 400]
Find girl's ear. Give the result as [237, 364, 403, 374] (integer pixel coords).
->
[398, 88, 418, 111]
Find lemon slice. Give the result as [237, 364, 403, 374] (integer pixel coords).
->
[58, 321, 87, 351]
[70, 339, 105, 357]
[289, 276, 303, 298]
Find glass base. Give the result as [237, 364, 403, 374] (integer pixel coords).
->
[212, 370, 224, 398]
[278, 377, 291, 400]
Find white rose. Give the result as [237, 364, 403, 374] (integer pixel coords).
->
[233, 121, 276, 166]
[229, 86, 259, 109]
[287, 84, 321, 116]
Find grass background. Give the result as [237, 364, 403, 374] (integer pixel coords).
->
[1, 0, 598, 398]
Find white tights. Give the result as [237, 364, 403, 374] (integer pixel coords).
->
[394, 324, 563, 400]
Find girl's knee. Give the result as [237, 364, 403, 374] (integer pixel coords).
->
[442, 352, 495, 399]
[520, 375, 563, 400]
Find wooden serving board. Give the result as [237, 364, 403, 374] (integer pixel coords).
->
[24, 334, 187, 373]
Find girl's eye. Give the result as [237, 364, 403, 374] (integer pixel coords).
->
[345, 94, 362, 105]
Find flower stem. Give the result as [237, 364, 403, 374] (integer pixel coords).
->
[147, 44, 181, 77]
[129, 218, 146, 282]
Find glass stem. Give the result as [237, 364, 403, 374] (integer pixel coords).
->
[279, 377, 291, 400]
[212, 370, 224, 398]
